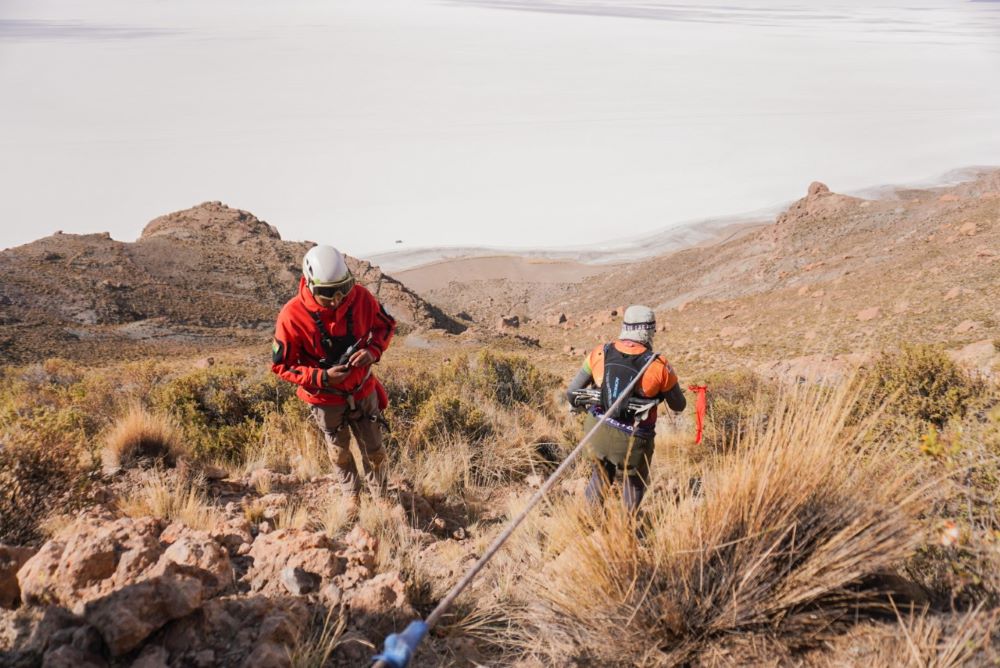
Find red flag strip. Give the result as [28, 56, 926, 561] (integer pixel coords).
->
[687, 385, 707, 444]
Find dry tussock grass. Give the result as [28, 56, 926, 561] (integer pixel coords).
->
[511, 381, 932, 666]
[118, 469, 221, 530]
[101, 402, 185, 471]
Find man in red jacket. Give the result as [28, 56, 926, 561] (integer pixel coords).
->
[271, 245, 396, 496]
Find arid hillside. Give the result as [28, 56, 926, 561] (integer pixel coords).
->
[2, 173, 1000, 667]
[0, 202, 463, 364]
[414, 170, 1000, 383]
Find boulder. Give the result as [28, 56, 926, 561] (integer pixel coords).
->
[210, 518, 254, 556]
[345, 572, 416, 637]
[153, 531, 232, 597]
[245, 530, 344, 595]
[18, 516, 163, 612]
[0, 545, 34, 609]
[83, 563, 204, 656]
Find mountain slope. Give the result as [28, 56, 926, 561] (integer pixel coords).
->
[0, 202, 463, 363]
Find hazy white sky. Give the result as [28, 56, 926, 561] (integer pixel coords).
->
[1, 0, 998, 258]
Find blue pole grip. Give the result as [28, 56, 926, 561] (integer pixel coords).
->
[372, 620, 428, 668]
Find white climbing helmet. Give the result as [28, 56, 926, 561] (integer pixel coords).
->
[302, 245, 355, 300]
[619, 304, 656, 345]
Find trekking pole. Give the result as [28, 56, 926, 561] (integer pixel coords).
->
[372, 355, 660, 668]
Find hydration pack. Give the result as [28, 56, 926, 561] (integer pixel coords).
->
[600, 343, 654, 422]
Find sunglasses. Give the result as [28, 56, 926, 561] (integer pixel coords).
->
[311, 275, 355, 301]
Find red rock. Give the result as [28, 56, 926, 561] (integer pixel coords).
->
[153, 530, 232, 597]
[83, 563, 204, 656]
[210, 517, 254, 556]
[41, 644, 108, 668]
[18, 515, 164, 612]
[808, 181, 830, 196]
[245, 529, 344, 594]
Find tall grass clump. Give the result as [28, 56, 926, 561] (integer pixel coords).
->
[101, 402, 185, 471]
[519, 381, 929, 666]
[118, 469, 222, 530]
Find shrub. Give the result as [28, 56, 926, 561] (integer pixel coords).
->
[0, 439, 92, 544]
[860, 344, 984, 427]
[470, 350, 552, 407]
[117, 469, 221, 530]
[151, 365, 298, 462]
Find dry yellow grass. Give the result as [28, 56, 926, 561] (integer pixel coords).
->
[118, 469, 221, 530]
[101, 402, 185, 471]
[508, 380, 933, 665]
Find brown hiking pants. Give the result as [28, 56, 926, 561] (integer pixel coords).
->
[310, 391, 387, 494]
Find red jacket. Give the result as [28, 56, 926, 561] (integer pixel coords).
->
[271, 278, 396, 407]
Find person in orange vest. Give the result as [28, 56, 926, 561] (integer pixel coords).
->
[271, 245, 396, 496]
[566, 305, 685, 512]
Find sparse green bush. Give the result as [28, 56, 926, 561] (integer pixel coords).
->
[151, 365, 299, 461]
[409, 393, 491, 446]
[471, 350, 551, 407]
[860, 344, 984, 427]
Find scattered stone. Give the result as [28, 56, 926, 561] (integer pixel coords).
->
[954, 320, 980, 334]
[731, 338, 751, 350]
[210, 518, 254, 556]
[41, 644, 107, 668]
[856, 307, 880, 322]
[944, 287, 961, 300]
[547, 312, 567, 325]
[959, 222, 978, 235]
[129, 644, 170, 668]
[496, 315, 519, 330]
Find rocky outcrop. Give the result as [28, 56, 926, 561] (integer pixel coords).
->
[83, 563, 205, 656]
[245, 529, 345, 595]
[772, 181, 863, 239]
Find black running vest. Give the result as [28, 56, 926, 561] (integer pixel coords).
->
[600, 343, 654, 421]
